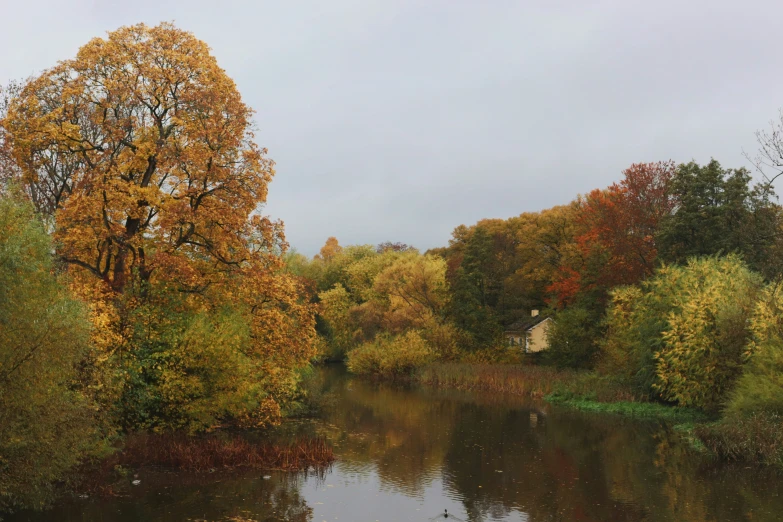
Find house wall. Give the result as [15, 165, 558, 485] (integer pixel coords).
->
[506, 334, 523, 346]
[527, 319, 551, 353]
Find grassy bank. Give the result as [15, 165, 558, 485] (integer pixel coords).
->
[694, 413, 783, 467]
[545, 394, 708, 422]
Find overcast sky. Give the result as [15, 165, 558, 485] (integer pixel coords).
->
[2, 1, 782, 255]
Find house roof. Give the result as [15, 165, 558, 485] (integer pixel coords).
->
[504, 315, 549, 333]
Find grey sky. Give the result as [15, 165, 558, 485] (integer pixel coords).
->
[2, 1, 781, 255]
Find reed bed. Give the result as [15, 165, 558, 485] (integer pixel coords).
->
[417, 362, 571, 398]
[418, 362, 635, 402]
[695, 413, 783, 467]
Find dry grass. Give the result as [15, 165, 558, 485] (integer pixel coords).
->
[417, 362, 634, 402]
[418, 362, 570, 398]
[695, 413, 783, 467]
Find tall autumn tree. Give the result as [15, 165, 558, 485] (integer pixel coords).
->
[317, 236, 343, 262]
[2, 23, 315, 430]
[545, 163, 676, 368]
[5, 23, 274, 294]
[0, 83, 22, 194]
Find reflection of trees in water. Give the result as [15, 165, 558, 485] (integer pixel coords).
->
[319, 368, 783, 522]
[141, 471, 315, 522]
[322, 376, 460, 496]
[6, 471, 315, 522]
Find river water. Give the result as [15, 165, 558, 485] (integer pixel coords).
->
[7, 365, 783, 521]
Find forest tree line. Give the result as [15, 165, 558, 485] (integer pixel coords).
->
[290, 155, 783, 418]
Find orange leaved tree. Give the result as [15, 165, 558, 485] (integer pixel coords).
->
[2, 23, 315, 431]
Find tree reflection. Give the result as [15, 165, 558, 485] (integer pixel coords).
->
[318, 367, 783, 522]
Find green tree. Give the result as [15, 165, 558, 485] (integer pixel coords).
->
[0, 193, 105, 512]
[657, 160, 781, 277]
[544, 304, 602, 369]
[448, 227, 503, 347]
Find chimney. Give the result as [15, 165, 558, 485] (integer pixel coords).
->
[531, 309, 539, 317]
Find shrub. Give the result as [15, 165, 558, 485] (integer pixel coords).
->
[599, 283, 677, 398]
[726, 338, 783, 416]
[725, 284, 783, 417]
[420, 322, 466, 361]
[120, 301, 291, 433]
[346, 330, 436, 376]
[653, 257, 761, 409]
[544, 305, 602, 369]
[600, 256, 761, 409]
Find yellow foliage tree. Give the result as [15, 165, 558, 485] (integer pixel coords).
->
[316, 237, 343, 262]
[373, 254, 450, 331]
[2, 23, 316, 430]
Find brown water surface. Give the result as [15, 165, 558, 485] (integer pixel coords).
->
[7, 365, 783, 521]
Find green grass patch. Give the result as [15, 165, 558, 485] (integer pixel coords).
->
[673, 422, 710, 453]
[545, 392, 709, 423]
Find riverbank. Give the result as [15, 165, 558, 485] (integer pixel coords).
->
[416, 362, 708, 421]
[413, 362, 782, 466]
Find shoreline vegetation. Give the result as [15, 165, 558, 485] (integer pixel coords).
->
[114, 433, 334, 473]
[419, 362, 707, 422]
[79, 431, 335, 496]
[409, 362, 780, 465]
[289, 165, 783, 471]
[77, 432, 334, 497]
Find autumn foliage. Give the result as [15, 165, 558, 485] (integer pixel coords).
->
[550, 162, 677, 305]
[2, 23, 316, 432]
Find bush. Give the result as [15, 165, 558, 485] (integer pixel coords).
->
[420, 322, 465, 361]
[726, 339, 783, 417]
[654, 257, 760, 409]
[544, 305, 602, 369]
[725, 285, 783, 417]
[600, 256, 761, 409]
[346, 330, 436, 376]
[120, 299, 289, 433]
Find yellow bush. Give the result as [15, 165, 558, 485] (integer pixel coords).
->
[726, 285, 783, 416]
[346, 330, 436, 376]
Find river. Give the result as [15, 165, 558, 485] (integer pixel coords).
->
[7, 365, 783, 521]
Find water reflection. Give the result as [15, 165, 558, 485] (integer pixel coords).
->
[7, 470, 316, 522]
[309, 366, 783, 522]
[7, 365, 783, 521]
